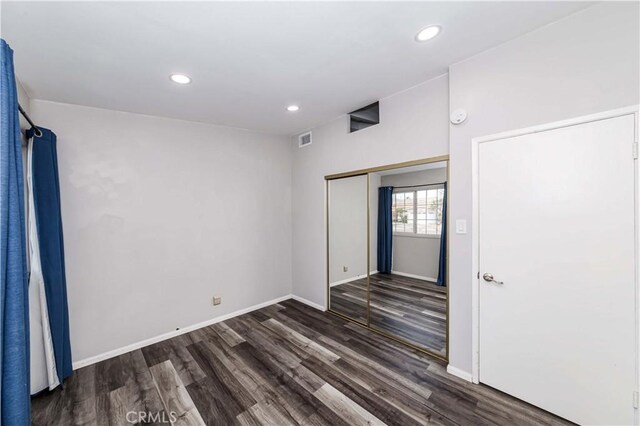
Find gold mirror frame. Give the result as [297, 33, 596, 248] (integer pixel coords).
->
[325, 155, 450, 361]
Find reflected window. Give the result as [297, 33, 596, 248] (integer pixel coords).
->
[393, 187, 444, 236]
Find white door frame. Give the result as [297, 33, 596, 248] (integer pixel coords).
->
[469, 106, 640, 411]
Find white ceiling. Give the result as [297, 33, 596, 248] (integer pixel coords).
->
[1, 1, 593, 135]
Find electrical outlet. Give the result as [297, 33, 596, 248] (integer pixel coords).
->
[343, 266, 348, 272]
[213, 296, 222, 306]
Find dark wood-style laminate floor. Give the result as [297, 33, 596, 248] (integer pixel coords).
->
[31, 299, 570, 426]
[330, 274, 446, 355]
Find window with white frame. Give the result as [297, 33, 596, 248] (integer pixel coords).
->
[392, 187, 444, 236]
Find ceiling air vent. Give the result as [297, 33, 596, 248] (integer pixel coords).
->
[298, 131, 312, 148]
[349, 101, 379, 133]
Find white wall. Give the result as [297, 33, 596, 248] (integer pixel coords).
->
[29, 100, 292, 364]
[447, 2, 640, 374]
[380, 167, 446, 280]
[328, 175, 368, 284]
[17, 81, 30, 132]
[291, 74, 449, 307]
[392, 236, 440, 280]
[381, 168, 446, 188]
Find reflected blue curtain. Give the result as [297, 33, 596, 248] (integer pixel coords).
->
[29, 127, 72, 384]
[377, 186, 393, 274]
[437, 183, 447, 286]
[0, 39, 31, 425]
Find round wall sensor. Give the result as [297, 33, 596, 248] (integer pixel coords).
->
[450, 109, 467, 125]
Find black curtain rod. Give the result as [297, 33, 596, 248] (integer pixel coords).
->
[386, 181, 446, 189]
[18, 103, 43, 137]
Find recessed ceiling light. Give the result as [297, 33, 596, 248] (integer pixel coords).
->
[170, 74, 191, 84]
[415, 25, 441, 42]
[287, 105, 300, 112]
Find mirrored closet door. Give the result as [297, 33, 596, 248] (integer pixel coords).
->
[327, 158, 449, 359]
[327, 174, 369, 324]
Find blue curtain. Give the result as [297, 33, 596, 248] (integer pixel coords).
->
[377, 186, 393, 274]
[0, 39, 31, 425]
[437, 183, 447, 286]
[29, 127, 73, 384]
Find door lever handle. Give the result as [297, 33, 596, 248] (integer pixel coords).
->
[482, 273, 504, 285]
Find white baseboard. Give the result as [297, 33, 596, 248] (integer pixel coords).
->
[330, 274, 366, 287]
[72, 294, 292, 370]
[290, 294, 325, 311]
[446, 365, 474, 383]
[330, 271, 380, 288]
[391, 270, 437, 282]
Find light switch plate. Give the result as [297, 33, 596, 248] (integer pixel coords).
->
[456, 219, 467, 234]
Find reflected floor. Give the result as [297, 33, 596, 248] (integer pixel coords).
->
[329, 273, 446, 355]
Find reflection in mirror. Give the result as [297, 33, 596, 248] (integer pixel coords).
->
[328, 175, 368, 323]
[369, 161, 448, 356]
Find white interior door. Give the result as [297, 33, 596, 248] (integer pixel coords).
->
[478, 114, 637, 425]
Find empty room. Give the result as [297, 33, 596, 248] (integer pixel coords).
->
[0, 1, 638, 425]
